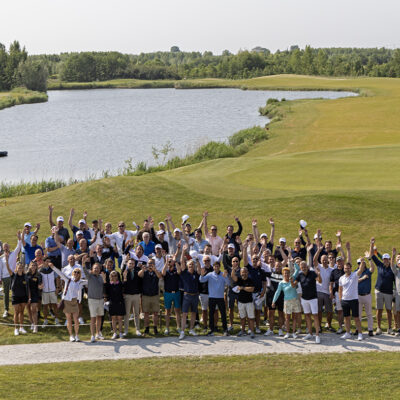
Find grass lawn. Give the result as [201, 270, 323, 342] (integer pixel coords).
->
[0, 88, 47, 110]
[1, 74, 400, 344]
[0, 353, 400, 399]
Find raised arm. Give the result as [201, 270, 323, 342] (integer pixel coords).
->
[313, 241, 323, 268]
[49, 263, 68, 281]
[345, 242, 351, 264]
[234, 217, 242, 236]
[391, 248, 398, 275]
[4, 254, 13, 276]
[68, 208, 75, 231]
[33, 223, 40, 235]
[49, 205, 55, 227]
[203, 211, 209, 237]
[243, 240, 249, 267]
[357, 258, 366, 277]
[269, 218, 275, 245]
[306, 244, 313, 269]
[252, 219, 260, 244]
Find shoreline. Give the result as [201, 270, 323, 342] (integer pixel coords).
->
[0, 88, 48, 111]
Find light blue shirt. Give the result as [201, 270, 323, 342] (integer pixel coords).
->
[199, 271, 229, 298]
[193, 239, 210, 253]
[272, 263, 300, 303]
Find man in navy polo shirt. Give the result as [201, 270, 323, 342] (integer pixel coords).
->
[357, 256, 375, 336]
[178, 246, 201, 340]
[45, 228, 62, 268]
[68, 208, 92, 242]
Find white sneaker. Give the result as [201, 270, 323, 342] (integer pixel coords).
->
[296, 328, 301, 334]
[78, 317, 85, 325]
[179, 331, 185, 340]
[376, 327, 382, 335]
[387, 328, 394, 335]
[3, 310, 8, 318]
[119, 332, 124, 339]
[357, 333, 363, 341]
[69, 335, 75, 342]
[135, 330, 142, 337]
[340, 332, 352, 340]
[189, 329, 198, 336]
[122, 331, 128, 338]
[336, 327, 344, 334]
[19, 327, 27, 334]
[255, 327, 261, 334]
[42, 319, 48, 327]
[14, 328, 19, 336]
[264, 329, 273, 336]
[278, 329, 284, 336]
[283, 333, 290, 339]
[164, 329, 170, 335]
[90, 335, 96, 343]
[75, 335, 80, 342]
[33, 326, 38, 333]
[111, 333, 118, 339]
[304, 333, 313, 340]
[315, 335, 321, 344]
[97, 332, 104, 340]
[247, 329, 252, 335]
[129, 313, 134, 321]
[292, 332, 298, 339]
[30, 323, 34, 331]
[54, 318, 60, 326]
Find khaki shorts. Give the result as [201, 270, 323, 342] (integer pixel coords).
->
[284, 298, 301, 314]
[142, 295, 160, 313]
[42, 291, 57, 305]
[375, 290, 392, 310]
[238, 302, 255, 319]
[64, 298, 79, 314]
[88, 298, 104, 317]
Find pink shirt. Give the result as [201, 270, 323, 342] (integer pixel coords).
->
[205, 233, 224, 256]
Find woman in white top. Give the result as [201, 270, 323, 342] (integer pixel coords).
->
[49, 263, 86, 342]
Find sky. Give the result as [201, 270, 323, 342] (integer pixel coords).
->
[1, 0, 400, 55]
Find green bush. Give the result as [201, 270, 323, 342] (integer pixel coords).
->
[228, 126, 268, 147]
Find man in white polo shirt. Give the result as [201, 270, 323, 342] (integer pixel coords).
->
[339, 258, 365, 341]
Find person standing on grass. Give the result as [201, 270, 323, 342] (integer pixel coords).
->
[103, 270, 126, 339]
[198, 255, 213, 332]
[178, 246, 201, 340]
[39, 256, 60, 326]
[27, 261, 43, 333]
[82, 258, 105, 342]
[390, 248, 400, 336]
[22, 233, 43, 270]
[271, 256, 301, 339]
[21, 222, 40, 268]
[199, 261, 230, 336]
[203, 211, 224, 256]
[231, 266, 256, 338]
[4, 256, 29, 336]
[49, 262, 86, 342]
[243, 241, 267, 334]
[293, 249, 321, 344]
[225, 216, 243, 253]
[313, 238, 334, 332]
[121, 257, 143, 337]
[369, 238, 395, 335]
[138, 258, 162, 335]
[48, 205, 70, 243]
[0, 232, 22, 318]
[162, 255, 181, 335]
[338, 260, 365, 341]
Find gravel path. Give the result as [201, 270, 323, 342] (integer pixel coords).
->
[2, 333, 400, 366]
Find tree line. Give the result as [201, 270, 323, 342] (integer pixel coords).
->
[0, 41, 48, 92]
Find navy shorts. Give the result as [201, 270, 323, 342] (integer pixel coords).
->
[267, 290, 284, 312]
[182, 293, 199, 313]
[228, 289, 239, 309]
[341, 299, 359, 318]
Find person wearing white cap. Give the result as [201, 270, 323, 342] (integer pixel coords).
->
[48, 205, 70, 243]
[273, 238, 289, 262]
[154, 244, 166, 292]
[153, 229, 169, 253]
[369, 238, 395, 335]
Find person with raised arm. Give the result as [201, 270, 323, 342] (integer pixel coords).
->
[82, 257, 105, 342]
[26, 261, 43, 333]
[203, 211, 224, 256]
[21, 231, 43, 271]
[271, 252, 301, 339]
[138, 258, 162, 335]
[370, 237, 395, 335]
[199, 261, 230, 336]
[293, 244, 322, 343]
[357, 251, 375, 337]
[109, 219, 138, 267]
[48, 205, 70, 243]
[54, 227, 75, 268]
[254, 217, 275, 254]
[225, 216, 243, 253]
[49, 261, 86, 342]
[21, 222, 40, 269]
[390, 248, 400, 336]
[4, 254, 29, 336]
[338, 258, 365, 341]
[162, 254, 181, 335]
[0, 231, 22, 318]
[313, 232, 334, 332]
[103, 269, 125, 339]
[178, 244, 201, 340]
[68, 208, 91, 242]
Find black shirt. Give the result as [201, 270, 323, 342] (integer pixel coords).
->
[291, 247, 307, 261]
[11, 273, 29, 298]
[330, 268, 345, 294]
[122, 266, 142, 295]
[224, 221, 243, 252]
[297, 270, 318, 300]
[141, 270, 159, 296]
[273, 247, 289, 262]
[27, 272, 42, 300]
[164, 268, 180, 293]
[247, 265, 266, 293]
[236, 277, 254, 303]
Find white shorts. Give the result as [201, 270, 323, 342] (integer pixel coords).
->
[42, 291, 57, 305]
[199, 294, 209, 310]
[88, 298, 105, 317]
[301, 298, 318, 315]
[238, 302, 255, 319]
[335, 292, 342, 311]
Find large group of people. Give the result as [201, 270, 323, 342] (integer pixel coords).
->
[0, 206, 399, 345]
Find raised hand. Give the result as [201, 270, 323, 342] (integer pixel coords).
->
[234, 216, 239, 222]
[70, 208, 75, 217]
[393, 248, 397, 256]
[269, 218, 274, 226]
[252, 219, 257, 227]
[370, 237, 375, 244]
[83, 210, 88, 219]
[48, 205, 54, 212]
[345, 242, 351, 250]
[307, 244, 313, 252]
[336, 230, 342, 238]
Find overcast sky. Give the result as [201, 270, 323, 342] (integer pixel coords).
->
[1, 0, 400, 54]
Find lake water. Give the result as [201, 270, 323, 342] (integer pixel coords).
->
[0, 88, 356, 183]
